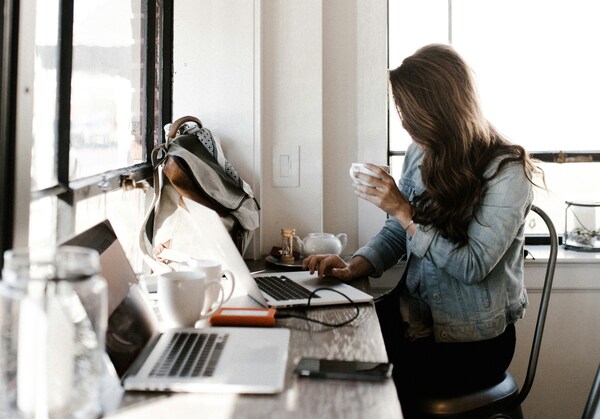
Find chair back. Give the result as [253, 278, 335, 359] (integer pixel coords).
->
[416, 205, 559, 418]
[514, 204, 558, 405]
[582, 364, 600, 419]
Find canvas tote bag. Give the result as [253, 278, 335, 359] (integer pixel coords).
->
[139, 116, 260, 272]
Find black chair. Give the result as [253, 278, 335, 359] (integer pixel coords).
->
[582, 363, 600, 419]
[416, 205, 558, 419]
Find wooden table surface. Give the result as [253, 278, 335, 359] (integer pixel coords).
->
[102, 259, 403, 419]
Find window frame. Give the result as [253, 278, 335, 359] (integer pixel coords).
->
[389, 150, 600, 162]
[0, 0, 174, 270]
[387, 0, 600, 163]
[0, 0, 19, 271]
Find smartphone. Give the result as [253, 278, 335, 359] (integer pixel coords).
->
[294, 357, 393, 382]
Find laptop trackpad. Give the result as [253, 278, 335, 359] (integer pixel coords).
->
[233, 344, 282, 365]
[228, 341, 287, 387]
[297, 276, 342, 290]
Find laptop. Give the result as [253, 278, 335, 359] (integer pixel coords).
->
[153, 197, 373, 309]
[63, 220, 290, 394]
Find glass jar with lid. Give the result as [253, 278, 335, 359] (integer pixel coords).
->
[564, 200, 600, 252]
[0, 246, 108, 418]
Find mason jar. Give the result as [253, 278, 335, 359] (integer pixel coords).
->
[0, 246, 108, 419]
[564, 200, 600, 252]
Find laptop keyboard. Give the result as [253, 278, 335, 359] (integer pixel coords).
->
[150, 332, 228, 378]
[254, 275, 321, 301]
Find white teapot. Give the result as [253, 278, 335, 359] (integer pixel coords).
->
[294, 233, 348, 256]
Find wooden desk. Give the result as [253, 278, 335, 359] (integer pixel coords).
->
[103, 263, 403, 419]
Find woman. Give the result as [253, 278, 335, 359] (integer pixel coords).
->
[303, 44, 543, 415]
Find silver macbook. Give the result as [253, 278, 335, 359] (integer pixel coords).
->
[63, 220, 290, 394]
[155, 197, 373, 309]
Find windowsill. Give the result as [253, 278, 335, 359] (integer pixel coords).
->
[370, 245, 600, 296]
[524, 245, 600, 264]
[523, 245, 600, 291]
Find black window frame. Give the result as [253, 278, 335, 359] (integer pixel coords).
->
[0, 0, 174, 270]
[0, 0, 19, 271]
[388, 150, 600, 162]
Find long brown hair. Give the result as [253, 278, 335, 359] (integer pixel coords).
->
[389, 44, 542, 246]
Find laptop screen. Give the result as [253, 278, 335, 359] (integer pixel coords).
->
[62, 220, 159, 377]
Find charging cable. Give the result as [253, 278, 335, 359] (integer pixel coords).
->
[274, 287, 360, 328]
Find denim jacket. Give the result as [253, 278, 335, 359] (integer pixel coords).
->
[355, 143, 532, 343]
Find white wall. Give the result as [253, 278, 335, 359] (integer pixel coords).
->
[322, 0, 389, 250]
[174, 0, 388, 257]
[354, 0, 389, 247]
[260, 0, 324, 254]
[12, 0, 36, 248]
[173, 0, 259, 255]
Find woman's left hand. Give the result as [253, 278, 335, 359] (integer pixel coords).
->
[353, 163, 411, 221]
[302, 254, 352, 280]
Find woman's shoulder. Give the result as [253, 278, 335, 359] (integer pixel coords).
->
[406, 142, 422, 155]
[484, 153, 531, 189]
[404, 143, 424, 167]
[486, 152, 526, 173]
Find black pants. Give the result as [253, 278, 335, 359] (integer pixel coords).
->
[375, 292, 516, 417]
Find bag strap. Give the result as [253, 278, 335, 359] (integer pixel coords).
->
[139, 115, 190, 268]
[166, 115, 202, 142]
[139, 115, 207, 273]
[140, 116, 201, 262]
[140, 116, 202, 268]
[138, 145, 167, 268]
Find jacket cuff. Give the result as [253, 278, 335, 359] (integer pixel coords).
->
[353, 247, 385, 278]
[408, 225, 436, 258]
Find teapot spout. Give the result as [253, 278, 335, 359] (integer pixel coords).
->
[336, 233, 348, 251]
[292, 235, 304, 256]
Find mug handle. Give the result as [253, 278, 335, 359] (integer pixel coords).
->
[198, 280, 225, 319]
[220, 269, 236, 302]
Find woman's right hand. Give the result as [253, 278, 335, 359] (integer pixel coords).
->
[302, 254, 353, 281]
[353, 163, 412, 224]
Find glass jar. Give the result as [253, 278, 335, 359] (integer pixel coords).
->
[564, 200, 600, 252]
[0, 246, 108, 419]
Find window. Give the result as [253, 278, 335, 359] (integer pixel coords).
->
[32, 0, 146, 189]
[1, 0, 173, 271]
[388, 0, 600, 235]
[1, 0, 19, 268]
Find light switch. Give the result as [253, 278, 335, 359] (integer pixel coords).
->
[273, 145, 299, 187]
[280, 155, 290, 177]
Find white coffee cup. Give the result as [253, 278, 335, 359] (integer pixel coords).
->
[349, 162, 390, 186]
[158, 271, 225, 328]
[188, 259, 236, 313]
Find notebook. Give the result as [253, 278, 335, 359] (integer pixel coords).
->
[154, 197, 373, 309]
[62, 220, 290, 394]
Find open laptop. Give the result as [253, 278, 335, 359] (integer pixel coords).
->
[62, 220, 290, 394]
[153, 197, 373, 309]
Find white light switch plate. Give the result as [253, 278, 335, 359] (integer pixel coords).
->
[272, 145, 300, 187]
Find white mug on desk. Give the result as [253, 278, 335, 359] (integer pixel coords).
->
[158, 271, 224, 327]
[187, 259, 236, 313]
